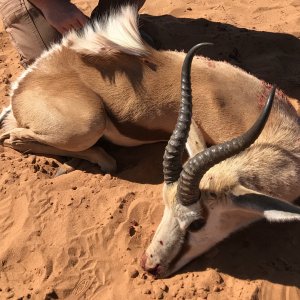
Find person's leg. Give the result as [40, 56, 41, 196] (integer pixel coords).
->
[0, 0, 61, 66]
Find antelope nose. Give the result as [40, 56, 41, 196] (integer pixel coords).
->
[140, 252, 160, 276]
[147, 264, 161, 276]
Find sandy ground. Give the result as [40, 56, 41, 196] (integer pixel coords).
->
[0, 0, 300, 299]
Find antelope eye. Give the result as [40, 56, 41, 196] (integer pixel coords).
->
[188, 219, 206, 232]
[210, 192, 217, 198]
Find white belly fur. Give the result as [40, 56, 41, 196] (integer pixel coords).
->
[103, 117, 164, 147]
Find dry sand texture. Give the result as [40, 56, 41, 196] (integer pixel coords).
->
[0, 0, 300, 299]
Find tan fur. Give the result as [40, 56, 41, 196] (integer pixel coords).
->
[201, 97, 300, 201]
[0, 49, 279, 142]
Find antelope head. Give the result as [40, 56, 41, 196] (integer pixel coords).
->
[141, 43, 300, 278]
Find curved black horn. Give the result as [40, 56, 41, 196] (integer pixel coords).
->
[163, 43, 213, 184]
[177, 85, 276, 205]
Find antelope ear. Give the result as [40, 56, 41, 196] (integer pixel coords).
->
[231, 185, 300, 222]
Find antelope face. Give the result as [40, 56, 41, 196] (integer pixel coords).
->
[141, 183, 204, 277]
[141, 182, 260, 278]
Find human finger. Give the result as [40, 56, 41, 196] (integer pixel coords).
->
[61, 24, 74, 34]
[56, 25, 67, 34]
[75, 19, 85, 30]
[76, 13, 89, 27]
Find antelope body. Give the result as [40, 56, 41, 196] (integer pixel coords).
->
[0, 6, 299, 277]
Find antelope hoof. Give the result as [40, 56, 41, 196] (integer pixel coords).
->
[54, 165, 75, 177]
[99, 159, 117, 174]
[54, 158, 81, 177]
[0, 132, 10, 143]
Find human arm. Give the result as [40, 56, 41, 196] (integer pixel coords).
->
[29, 0, 88, 34]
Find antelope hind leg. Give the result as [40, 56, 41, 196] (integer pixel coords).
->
[1, 128, 117, 173]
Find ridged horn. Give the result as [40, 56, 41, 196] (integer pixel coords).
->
[177, 85, 276, 205]
[163, 43, 213, 184]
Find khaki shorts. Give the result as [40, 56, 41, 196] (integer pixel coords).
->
[0, 0, 61, 65]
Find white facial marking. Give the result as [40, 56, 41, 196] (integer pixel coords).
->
[143, 183, 204, 276]
[167, 203, 261, 276]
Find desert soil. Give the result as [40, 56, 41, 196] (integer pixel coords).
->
[0, 0, 300, 299]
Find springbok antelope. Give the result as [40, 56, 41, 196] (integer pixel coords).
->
[0, 4, 299, 277]
[141, 45, 300, 278]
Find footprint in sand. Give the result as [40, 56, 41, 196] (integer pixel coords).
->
[54, 231, 110, 298]
[0, 192, 29, 256]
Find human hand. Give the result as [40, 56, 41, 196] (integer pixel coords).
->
[30, 0, 88, 34]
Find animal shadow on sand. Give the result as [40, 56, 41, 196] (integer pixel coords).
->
[136, 14, 300, 287]
[140, 14, 300, 99]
